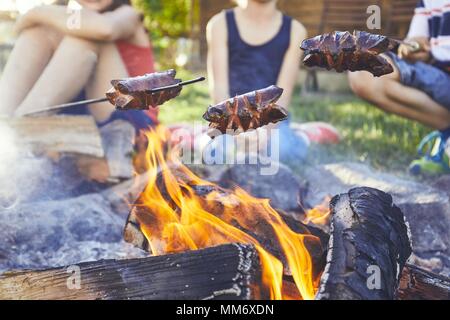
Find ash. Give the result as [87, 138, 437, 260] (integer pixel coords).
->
[0, 155, 147, 274]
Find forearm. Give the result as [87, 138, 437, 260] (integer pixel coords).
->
[207, 45, 230, 103]
[207, 12, 230, 104]
[210, 81, 230, 104]
[207, 54, 230, 103]
[276, 79, 295, 109]
[277, 65, 299, 109]
[276, 21, 305, 109]
[23, 5, 128, 41]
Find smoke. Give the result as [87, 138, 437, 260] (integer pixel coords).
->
[0, 121, 67, 209]
[0, 121, 19, 209]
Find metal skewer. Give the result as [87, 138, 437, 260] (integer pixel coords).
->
[23, 76, 206, 116]
[44, 97, 110, 110]
[147, 76, 206, 94]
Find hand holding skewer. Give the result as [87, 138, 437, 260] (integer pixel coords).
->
[397, 37, 431, 63]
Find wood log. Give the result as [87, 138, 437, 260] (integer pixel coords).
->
[316, 187, 412, 300]
[0, 244, 263, 300]
[397, 264, 450, 300]
[1, 115, 104, 157]
[99, 120, 135, 179]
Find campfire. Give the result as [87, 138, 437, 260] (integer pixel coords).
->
[126, 126, 323, 300]
[1, 123, 449, 300]
[0, 61, 448, 300]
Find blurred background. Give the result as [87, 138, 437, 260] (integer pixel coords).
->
[0, 0, 416, 71]
[0, 0, 429, 172]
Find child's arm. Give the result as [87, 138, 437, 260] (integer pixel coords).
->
[276, 20, 307, 109]
[15, 5, 140, 41]
[207, 12, 230, 104]
[399, 3, 431, 63]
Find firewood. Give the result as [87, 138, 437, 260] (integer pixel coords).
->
[0, 244, 262, 300]
[315, 187, 412, 300]
[1, 115, 104, 158]
[397, 264, 450, 300]
[99, 120, 135, 179]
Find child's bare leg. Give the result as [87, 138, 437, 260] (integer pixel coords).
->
[348, 71, 450, 130]
[0, 26, 61, 116]
[15, 35, 101, 116]
[86, 42, 129, 123]
[77, 42, 130, 183]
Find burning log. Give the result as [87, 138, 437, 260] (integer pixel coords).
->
[316, 187, 412, 300]
[397, 264, 450, 300]
[300, 31, 397, 77]
[122, 126, 329, 299]
[203, 85, 288, 138]
[124, 168, 327, 281]
[0, 244, 262, 300]
[1, 115, 104, 158]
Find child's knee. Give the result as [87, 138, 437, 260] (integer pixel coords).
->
[348, 71, 374, 99]
[60, 35, 100, 63]
[21, 25, 62, 48]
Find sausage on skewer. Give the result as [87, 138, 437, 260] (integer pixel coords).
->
[106, 69, 182, 110]
[300, 30, 398, 77]
[203, 85, 288, 138]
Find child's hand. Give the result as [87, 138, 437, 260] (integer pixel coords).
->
[398, 37, 431, 63]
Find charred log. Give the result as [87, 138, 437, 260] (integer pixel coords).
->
[316, 187, 412, 300]
[0, 244, 262, 300]
[397, 264, 450, 300]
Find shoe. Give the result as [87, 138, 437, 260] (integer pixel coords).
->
[409, 131, 450, 175]
[290, 122, 341, 145]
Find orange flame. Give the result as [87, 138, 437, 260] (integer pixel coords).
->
[303, 197, 331, 226]
[135, 126, 320, 300]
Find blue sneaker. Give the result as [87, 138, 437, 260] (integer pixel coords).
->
[409, 131, 450, 175]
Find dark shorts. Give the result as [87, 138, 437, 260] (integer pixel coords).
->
[385, 52, 450, 109]
[61, 90, 156, 133]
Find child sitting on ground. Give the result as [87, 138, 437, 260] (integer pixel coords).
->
[0, 0, 157, 182]
[207, 0, 338, 164]
[349, 0, 450, 175]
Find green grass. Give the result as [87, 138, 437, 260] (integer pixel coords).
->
[160, 70, 431, 172]
[291, 94, 430, 172]
[158, 69, 210, 124]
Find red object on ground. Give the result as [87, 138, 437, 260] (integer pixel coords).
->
[291, 122, 341, 145]
[116, 40, 159, 125]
